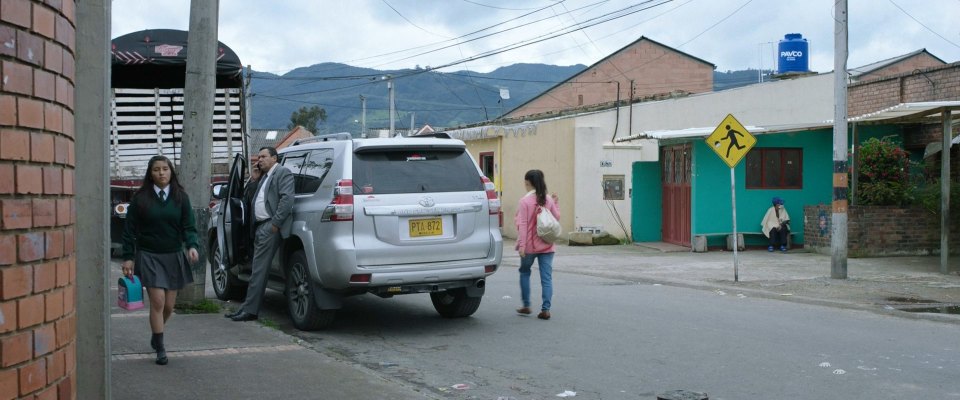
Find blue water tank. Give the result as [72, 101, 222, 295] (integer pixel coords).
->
[777, 33, 809, 74]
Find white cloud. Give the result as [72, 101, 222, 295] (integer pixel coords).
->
[111, 0, 960, 74]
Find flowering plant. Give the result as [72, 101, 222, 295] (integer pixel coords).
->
[854, 137, 914, 206]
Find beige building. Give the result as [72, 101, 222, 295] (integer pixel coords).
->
[447, 73, 835, 241]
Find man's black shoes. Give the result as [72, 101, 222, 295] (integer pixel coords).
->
[230, 311, 258, 322]
[224, 309, 243, 319]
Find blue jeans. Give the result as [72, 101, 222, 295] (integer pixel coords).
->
[519, 252, 554, 311]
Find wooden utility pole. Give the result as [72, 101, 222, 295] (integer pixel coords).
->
[180, 0, 219, 302]
[831, 0, 849, 279]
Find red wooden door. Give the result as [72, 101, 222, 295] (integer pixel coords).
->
[661, 144, 692, 246]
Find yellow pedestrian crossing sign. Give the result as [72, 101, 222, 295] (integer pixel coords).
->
[706, 114, 756, 168]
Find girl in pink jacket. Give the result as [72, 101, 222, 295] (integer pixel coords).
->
[515, 170, 560, 320]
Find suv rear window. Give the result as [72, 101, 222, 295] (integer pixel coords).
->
[353, 149, 483, 194]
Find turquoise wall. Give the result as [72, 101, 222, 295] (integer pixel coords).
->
[637, 125, 911, 248]
[692, 129, 835, 247]
[631, 161, 662, 241]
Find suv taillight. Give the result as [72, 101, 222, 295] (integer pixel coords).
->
[482, 176, 500, 215]
[330, 179, 354, 221]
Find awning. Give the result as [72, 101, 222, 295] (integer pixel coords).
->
[623, 122, 830, 142]
[848, 101, 960, 123]
[625, 101, 960, 142]
[922, 134, 960, 158]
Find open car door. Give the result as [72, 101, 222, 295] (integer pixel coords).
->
[220, 153, 248, 266]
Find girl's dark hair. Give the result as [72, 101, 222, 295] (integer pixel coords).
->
[524, 169, 547, 206]
[133, 156, 187, 209]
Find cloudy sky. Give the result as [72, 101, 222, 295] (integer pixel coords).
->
[111, 0, 959, 75]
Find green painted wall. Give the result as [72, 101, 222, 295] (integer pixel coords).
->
[692, 129, 835, 247]
[631, 161, 662, 241]
[637, 124, 911, 248]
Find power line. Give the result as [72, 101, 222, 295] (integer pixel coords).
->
[420, 0, 674, 74]
[458, 0, 551, 11]
[887, 0, 960, 49]
[256, 93, 486, 113]
[380, 0, 451, 38]
[250, 1, 659, 83]
[279, 0, 573, 77]
[368, 0, 614, 69]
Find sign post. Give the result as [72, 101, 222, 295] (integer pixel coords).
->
[705, 114, 757, 282]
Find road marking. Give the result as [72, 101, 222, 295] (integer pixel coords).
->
[111, 344, 301, 361]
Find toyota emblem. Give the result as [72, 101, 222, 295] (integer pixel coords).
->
[419, 197, 435, 207]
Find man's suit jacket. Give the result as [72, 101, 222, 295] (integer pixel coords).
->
[258, 164, 295, 238]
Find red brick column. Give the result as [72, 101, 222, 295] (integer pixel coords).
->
[0, 1, 76, 399]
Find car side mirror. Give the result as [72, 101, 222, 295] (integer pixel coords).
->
[211, 184, 225, 199]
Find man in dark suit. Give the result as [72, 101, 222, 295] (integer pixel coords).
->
[226, 146, 295, 321]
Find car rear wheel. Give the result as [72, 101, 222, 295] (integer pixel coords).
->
[430, 288, 481, 318]
[286, 250, 336, 331]
[209, 238, 246, 301]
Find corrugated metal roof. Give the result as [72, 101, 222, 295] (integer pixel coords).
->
[847, 101, 960, 122]
[848, 49, 946, 78]
[626, 102, 960, 141]
[624, 122, 831, 141]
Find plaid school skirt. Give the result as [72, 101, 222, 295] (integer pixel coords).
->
[134, 250, 194, 290]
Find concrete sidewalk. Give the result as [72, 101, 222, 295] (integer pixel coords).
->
[109, 262, 434, 400]
[109, 241, 960, 399]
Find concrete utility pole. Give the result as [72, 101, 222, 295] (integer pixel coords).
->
[180, 0, 219, 302]
[360, 95, 367, 138]
[76, 0, 111, 398]
[941, 109, 953, 274]
[245, 65, 253, 150]
[388, 76, 396, 137]
[410, 112, 415, 136]
[831, 0, 849, 279]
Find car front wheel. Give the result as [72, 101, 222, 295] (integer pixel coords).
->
[430, 288, 481, 318]
[209, 237, 246, 301]
[286, 250, 336, 331]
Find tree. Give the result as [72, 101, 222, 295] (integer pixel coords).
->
[288, 106, 327, 134]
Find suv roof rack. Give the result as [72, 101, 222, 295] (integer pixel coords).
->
[408, 132, 451, 139]
[293, 132, 353, 145]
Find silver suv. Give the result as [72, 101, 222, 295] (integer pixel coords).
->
[209, 133, 503, 330]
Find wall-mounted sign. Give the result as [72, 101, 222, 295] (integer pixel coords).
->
[600, 160, 613, 167]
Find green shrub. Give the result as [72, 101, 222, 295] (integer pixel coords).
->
[913, 178, 960, 214]
[855, 137, 914, 206]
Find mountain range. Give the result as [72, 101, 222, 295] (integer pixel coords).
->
[249, 63, 768, 134]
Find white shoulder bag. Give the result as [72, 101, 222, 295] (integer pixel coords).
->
[535, 206, 561, 243]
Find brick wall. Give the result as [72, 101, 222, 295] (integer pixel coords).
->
[804, 205, 960, 257]
[848, 62, 960, 118]
[0, 1, 76, 399]
[507, 39, 713, 119]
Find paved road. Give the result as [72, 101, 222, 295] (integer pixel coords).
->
[246, 263, 960, 400]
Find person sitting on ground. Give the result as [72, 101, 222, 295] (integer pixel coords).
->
[761, 196, 790, 252]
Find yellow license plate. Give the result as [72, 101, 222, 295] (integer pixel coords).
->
[409, 218, 442, 237]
